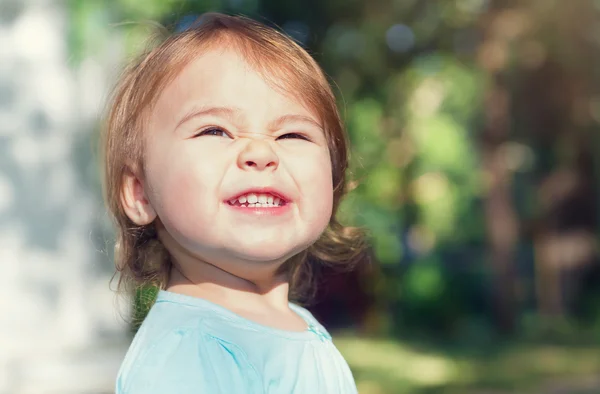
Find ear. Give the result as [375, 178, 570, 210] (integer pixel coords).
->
[120, 166, 157, 226]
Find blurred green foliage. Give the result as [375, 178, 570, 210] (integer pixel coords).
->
[131, 285, 160, 333]
[73, 0, 600, 391]
[334, 334, 600, 394]
[72, 0, 600, 330]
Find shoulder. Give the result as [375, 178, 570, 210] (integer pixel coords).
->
[289, 303, 332, 338]
[117, 317, 262, 394]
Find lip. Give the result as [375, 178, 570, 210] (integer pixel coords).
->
[224, 187, 292, 203]
[224, 201, 292, 217]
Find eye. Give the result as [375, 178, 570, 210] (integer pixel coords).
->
[277, 133, 310, 141]
[194, 127, 232, 138]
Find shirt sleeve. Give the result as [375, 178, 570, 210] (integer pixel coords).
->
[118, 327, 262, 394]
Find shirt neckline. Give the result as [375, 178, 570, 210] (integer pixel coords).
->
[155, 289, 325, 341]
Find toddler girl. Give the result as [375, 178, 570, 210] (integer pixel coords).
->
[103, 13, 366, 394]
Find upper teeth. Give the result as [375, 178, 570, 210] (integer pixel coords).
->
[230, 193, 283, 206]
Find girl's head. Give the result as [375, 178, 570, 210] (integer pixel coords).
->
[103, 13, 366, 301]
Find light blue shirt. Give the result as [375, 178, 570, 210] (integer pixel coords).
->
[116, 290, 358, 393]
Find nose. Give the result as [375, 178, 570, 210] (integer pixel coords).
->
[237, 138, 279, 171]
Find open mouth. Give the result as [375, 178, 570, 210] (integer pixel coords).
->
[226, 192, 289, 208]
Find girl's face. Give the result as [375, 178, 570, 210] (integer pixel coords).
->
[133, 48, 333, 270]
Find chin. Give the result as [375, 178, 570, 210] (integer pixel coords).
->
[231, 243, 298, 263]
[231, 235, 316, 262]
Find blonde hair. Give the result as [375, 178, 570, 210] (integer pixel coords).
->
[102, 13, 368, 303]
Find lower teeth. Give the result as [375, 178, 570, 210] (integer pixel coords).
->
[227, 201, 285, 207]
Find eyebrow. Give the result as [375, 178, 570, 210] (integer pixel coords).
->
[175, 106, 241, 130]
[268, 114, 323, 132]
[174, 106, 323, 132]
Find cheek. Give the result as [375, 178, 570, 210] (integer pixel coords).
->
[145, 147, 220, 234]
[294, 150, 334, 229]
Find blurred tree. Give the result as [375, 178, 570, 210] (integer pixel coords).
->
[71, 0, 600, 340]
[476, 0, 521, 334]
[521, 0, 599, 323]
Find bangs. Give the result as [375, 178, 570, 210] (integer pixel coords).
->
[122, 15, 345, 182]
[140, 19, 339, 136]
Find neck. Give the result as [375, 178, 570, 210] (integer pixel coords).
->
[167, 265, 292, 312]
[159, 226, 293, 313]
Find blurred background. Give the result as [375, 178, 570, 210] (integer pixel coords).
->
[2, 0, 600, 393]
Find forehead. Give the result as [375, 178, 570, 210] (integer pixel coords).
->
[150, 48, 318, 124]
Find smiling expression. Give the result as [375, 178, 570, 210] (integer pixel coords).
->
[139, 48, 334, 267]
